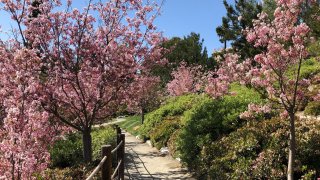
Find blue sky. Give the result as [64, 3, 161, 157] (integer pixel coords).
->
[155, 0, 230, 54]
[0, 0, 231, 54]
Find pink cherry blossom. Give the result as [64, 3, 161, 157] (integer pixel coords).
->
[0, 0, 166, 177]
[167, 62, 206, 96]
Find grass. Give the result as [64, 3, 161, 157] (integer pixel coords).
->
[117, 115, 142, 136]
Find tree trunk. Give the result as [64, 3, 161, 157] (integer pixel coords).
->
[82, 128, 92, 163]
[287, 113, 296, 180]
[141, 108, 145, 124]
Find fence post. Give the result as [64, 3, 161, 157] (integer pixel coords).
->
[119, 134, 125, 180]
[116, 127, 121, 179]
[101, 145, 112, 180]
[116, 126, 121, 135]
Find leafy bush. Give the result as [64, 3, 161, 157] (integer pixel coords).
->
[308, 40, 320, 57]
[149, 118, 180, 149]
[178, 85, 263, 173]
[200, 117, 320, 179]
[287, 58, 320, 79]
[49, 133, 83, 168]
[167, 129, 181, 158]
[43, 164, 95, 180]
[139, 94, 203, 138]
[50, 126, 116, 168]
[91, 126, 116, 160]
[305, 101, 320, 116]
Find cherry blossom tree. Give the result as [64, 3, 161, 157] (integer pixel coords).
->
[0, 0, 165, 165]
[167, 62, 205, 96]
[128, 75, 162, 124]
[0, 47, 59, 179]
[205, 53, 251, 98]
[166, 53, 251, 99]
[243, 0, 312, 179]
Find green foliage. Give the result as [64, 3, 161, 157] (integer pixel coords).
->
[43, 164, 95, 180]
[50, 126, 116, 168]
[91, 126, 116, 160]
[151, 32, 214, 86]
[167, 129, 181, 158]
[262, 0, 277, 19]
[178, 97, 221, 171]
[117, 115, 141, 136]
[216, 0, 262, 59]
[287, 58, 320, 79]
[49, 133, 83, 168]
[178, 86, 262, 174]
[305, 101, 320, 116]
[303, 3, 320, 38]
[200, 117, 320, 179]
[308, 40, 320, 57]
[150, 118, 180, 149]
[299, 58, 320, 79]
[139, 94, 203, 138]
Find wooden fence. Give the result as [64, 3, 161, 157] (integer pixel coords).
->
[86, 125, 125, 180]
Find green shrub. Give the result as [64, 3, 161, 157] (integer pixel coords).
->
[139, 94, 203, 138]
[91, 126, 116, 160]
[200, 117, 320, 179]
[149, 118, 180, 149]
[178, 85, 263, 173]
[308, 40, 320, 57]
[287, 58, 320, 79]
[50, 126, 116, 168]
[49, 133, 83, 168]
[167, 129, 181, 158]
[43, 164, 95, 180]
[305, 101, 320, 116]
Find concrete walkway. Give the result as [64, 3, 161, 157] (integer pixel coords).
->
[93, 117, 126, 128]
[124, 132, 195, 180]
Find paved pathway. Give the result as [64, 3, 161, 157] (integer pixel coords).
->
[93, 117, 126, 128]
[124, 132, 195, 180]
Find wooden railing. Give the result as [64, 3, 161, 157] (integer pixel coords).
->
[86, 126, 125, 180]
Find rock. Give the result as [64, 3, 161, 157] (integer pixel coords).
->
[135, 135, 141, 140]
[160, 147, 169, 156]
[146, 140, 153, 147]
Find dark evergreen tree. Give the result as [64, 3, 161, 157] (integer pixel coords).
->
[151, 32, 215, 86]
[216, 0, 262, 60]
[262, 0, 277, 19]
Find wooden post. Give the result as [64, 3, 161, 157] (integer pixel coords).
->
[119, 134, 125, 180]
[117, 126, 121, 136]
[101, 145, 112, 180]
[116, 127, 121, 179]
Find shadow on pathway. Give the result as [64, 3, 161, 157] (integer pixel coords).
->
[124, 132, 195, 180]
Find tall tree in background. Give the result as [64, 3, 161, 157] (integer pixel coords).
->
[152, 32, 213, 86]
[301, 1, 320, 37]
[129, 75, 162, 124]
[262, 0, 277, 19]
[167, 63, 206, 96]
[216, 0, 262, 59]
